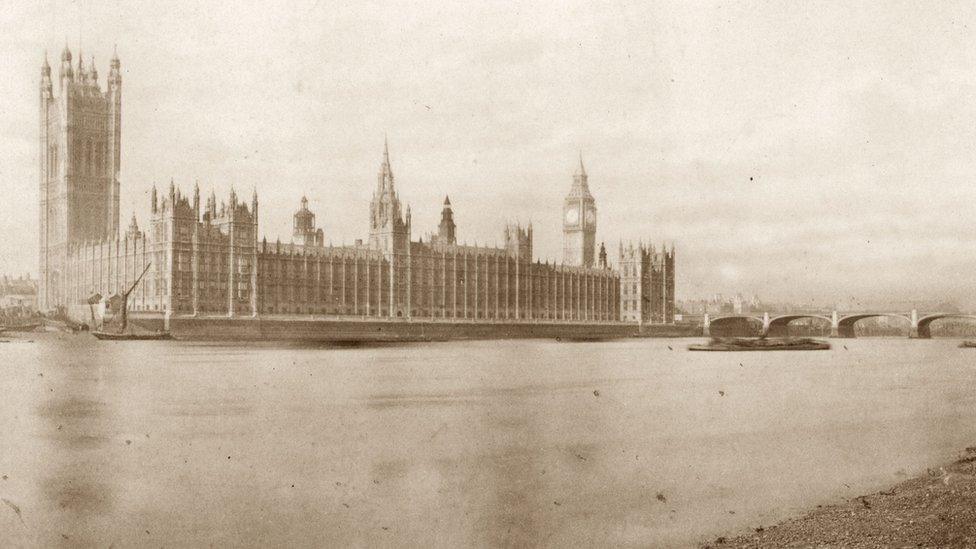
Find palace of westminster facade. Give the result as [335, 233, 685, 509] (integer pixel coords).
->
[38, 48, 675, 325]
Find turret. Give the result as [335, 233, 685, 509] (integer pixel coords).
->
[293, 195, 322, 247]
[108, 46, 121, 93]
[599, 242, 608, 268]
[228, 186, 237, 220]
[126, 213, 140, 239]
[76, 51, 86, 87]
[150, 185, 158, 214]
[192, 182, 200, 218]
[59, 44, 73, 85]
[40, 53, 53, 99]
[251, 189, 258, 223]
[88, 56, 98, 90]
[437, 195, 456, 244]
[504, 222, 533, 260]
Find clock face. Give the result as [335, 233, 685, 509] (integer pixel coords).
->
[565, 208, 579, 224]
[585, 208, 595, 225]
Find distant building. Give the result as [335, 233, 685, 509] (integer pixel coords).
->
[0, 274, 38, 311]
[38, 47, 675, 326]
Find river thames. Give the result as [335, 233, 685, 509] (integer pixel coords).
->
[1, 334, 975, 547]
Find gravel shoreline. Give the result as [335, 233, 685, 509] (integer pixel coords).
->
[702, 447, 976, 548]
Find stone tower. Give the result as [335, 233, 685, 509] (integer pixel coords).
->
[618, 241, 676, 324]
[562, 154, 596, 267]
[39, 46, 122, 310]
[368, 138, 410, 253]
[367, 138, 412, 317]
[437, 195, 456, 244]
[504, 222, 533, 260]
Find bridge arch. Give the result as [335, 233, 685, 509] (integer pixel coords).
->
[916, 314, 976, 338]
[707, 315, 764, 337]
[766, 314, 832, 337]
[836, 313, 911, 338]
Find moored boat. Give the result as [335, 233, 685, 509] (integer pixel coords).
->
[91, 262, 173, 341]
[91, 331, 173, 341]
[959, 341, 976, 348]
[689, 337, 831, 351]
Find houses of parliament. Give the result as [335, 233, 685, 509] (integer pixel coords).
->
[37, 47, 675, 330]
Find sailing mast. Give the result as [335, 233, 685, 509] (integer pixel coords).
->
[119, 262, 152, 334]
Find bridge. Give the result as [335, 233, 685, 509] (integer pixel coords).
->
[699, 310, 976, 338]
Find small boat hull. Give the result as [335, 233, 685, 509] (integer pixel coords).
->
[688, 343, 830, 351]
[959, 341, 976, 348]
[91, 331, 173, 341]
[689, 337, 831, 352]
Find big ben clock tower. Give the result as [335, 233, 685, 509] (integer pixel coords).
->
[562, 154, 597, 267]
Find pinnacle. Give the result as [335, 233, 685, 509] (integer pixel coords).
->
[443, 195, 451, 206]
[576, 151, 587, 177]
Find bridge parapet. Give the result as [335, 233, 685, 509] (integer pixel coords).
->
[698, 309, 976, 338]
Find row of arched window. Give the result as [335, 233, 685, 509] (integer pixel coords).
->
[69, 138, 109, 176]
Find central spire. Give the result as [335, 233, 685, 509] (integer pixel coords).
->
[378, 136, 394, 192]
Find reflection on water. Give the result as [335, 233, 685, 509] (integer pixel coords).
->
[19, 339, 119, 546]
[1, 333, 976, 547]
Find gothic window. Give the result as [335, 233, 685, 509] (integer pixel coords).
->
[86, 140, 94, 175]
[95, 142, 103, 175]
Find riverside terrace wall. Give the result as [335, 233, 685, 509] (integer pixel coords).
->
[635, 323, 702, 337]
[122, 314, 647, 341]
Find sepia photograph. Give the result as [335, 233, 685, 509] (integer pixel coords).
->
[1, 1, 975, 547]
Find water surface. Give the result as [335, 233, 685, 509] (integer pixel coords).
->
[1, 334, 975, 547]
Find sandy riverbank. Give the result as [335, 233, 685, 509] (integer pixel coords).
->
[703, 447, 976, 548]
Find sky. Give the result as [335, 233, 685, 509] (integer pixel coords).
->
[1, 1, 975, 307]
